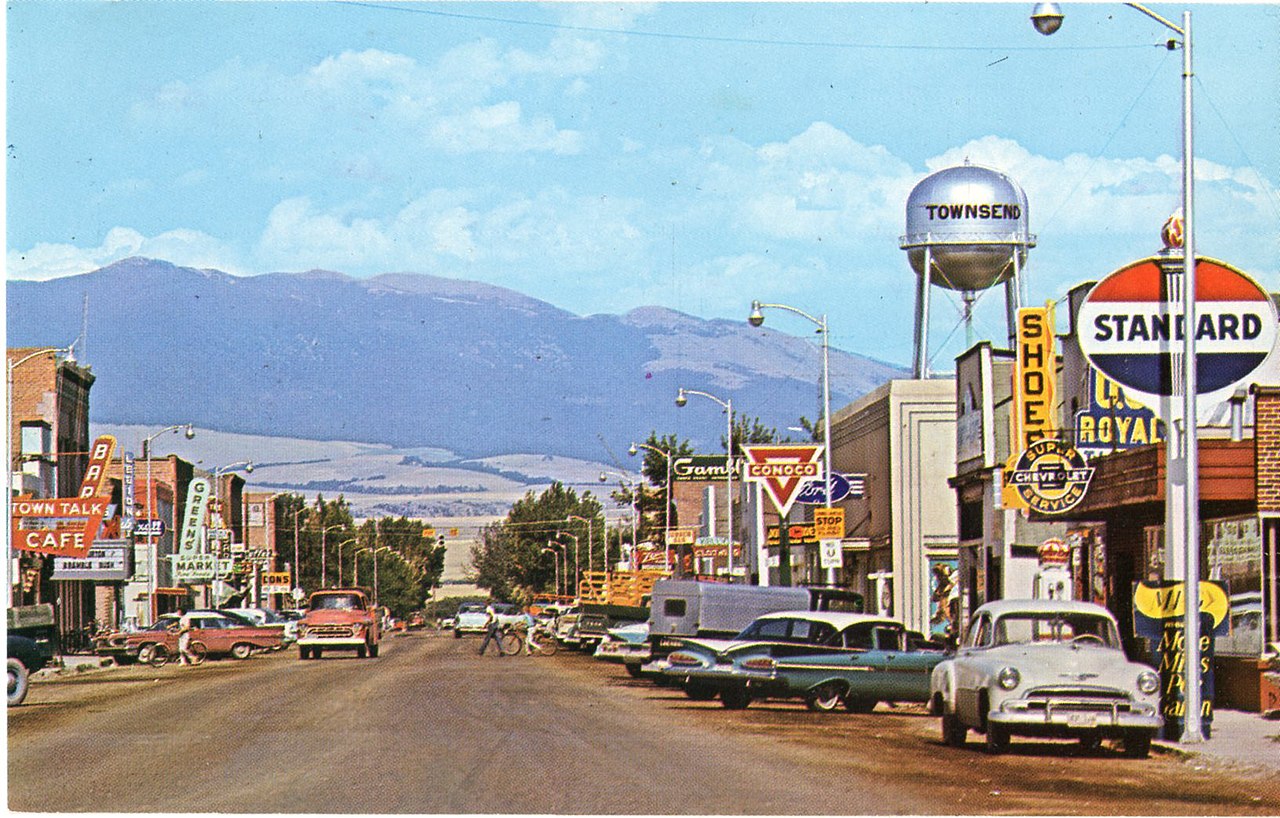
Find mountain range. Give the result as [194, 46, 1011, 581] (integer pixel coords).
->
[8, 257, 906, 463]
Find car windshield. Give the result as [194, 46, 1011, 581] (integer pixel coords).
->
[458, 603, 485, 614]
[216, 611, 257, 626]
[312, 595, 363, 611]
[992, 612, 1119, 648]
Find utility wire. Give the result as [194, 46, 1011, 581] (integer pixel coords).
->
[339, 1, 1154, 52]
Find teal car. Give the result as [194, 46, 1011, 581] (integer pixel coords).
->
[663, 611, 947, 712]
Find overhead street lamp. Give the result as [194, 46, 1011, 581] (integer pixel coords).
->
[749, 300, 836, 584]
[675, 388, 736, 578]
[6, 345, 76, 607]
[316, 523, 346, 587]
[544, 541, 567, 597]
[1031, 0, 1204, 744]
[541, 546, 562, 597]
[629, 442, 674, 572]
[334, 537, 358, 588]
[600, 471, 641, 568]
[556, 531, 581, 595]
[566, 514, 596, 577]
[354, 545, 391, 605]
[140, 424, 196, 624]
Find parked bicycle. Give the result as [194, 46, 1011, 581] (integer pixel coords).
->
[520, 622, 559, 656]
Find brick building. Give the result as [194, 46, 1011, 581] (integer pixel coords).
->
[7, 347, 96, 643]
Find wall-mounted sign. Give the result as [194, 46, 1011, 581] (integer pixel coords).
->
[795, 473, 866, 505]
[174, 553, 218, 582]
[261, 571, 291, 595]
[671, 456, 738, 482]
[51, 544, 133, 581]
[1005, 439, 1094, 514]
[665, 528, 696, 547]
[1073, 370, 1164, 459]
[247, 502, 266, 528]
[177, 478, 212, 557]
[121, 452, 136, 534]
[766, 524, 818, 546]
[135, 519, 166, 537]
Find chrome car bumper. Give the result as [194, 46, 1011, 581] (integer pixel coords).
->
[297, 636, 366, 647]
[990, 698, 1161, 733]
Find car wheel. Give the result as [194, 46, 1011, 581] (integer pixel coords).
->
[685, 682, 718, 701]
[941, 713, 967, 748]
[625, 663, 643, 679]
[1123, 730, 1152, 759]
[298, 647, 310, 660]
[1079, 733, 1103, 754]
[369, 643, 379, 658]
[720, 687, 753, 710]
[453, 629, 461, 639]
[313, 648, 323, 659]
[985, 723, 1010, 754]
[137, 644, 154, 665]
[230, 643, 253, 660]
[357, 645, 367, 659]
[805, 682, 844, 713]
[7, 659, 30, 707]
[844, 697, 877, 714]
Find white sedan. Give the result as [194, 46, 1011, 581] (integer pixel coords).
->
[929, 599, 1162, 757]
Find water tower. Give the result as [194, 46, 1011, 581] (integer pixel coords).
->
[900, 163, 1036, 378]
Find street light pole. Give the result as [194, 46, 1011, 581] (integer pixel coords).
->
[140, 424, 195, 624]
[600, 471, 641, 569]
[541, 546, 562, 597]
[1032, 0, 1202, 744]
[557, 531, 580, 595]
[567, 514, 594, 576]
[676, 388, 737, 579]
[629, 443, 674, 572]
[318, 523, 344, 588]
[749, 301, 836, 584]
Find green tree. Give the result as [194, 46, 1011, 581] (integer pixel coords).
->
[471, 482, 602, 601]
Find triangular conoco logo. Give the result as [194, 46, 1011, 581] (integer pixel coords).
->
[742, 445, 824, 517]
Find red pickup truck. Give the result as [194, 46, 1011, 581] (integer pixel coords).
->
[297, 589, 381, 660]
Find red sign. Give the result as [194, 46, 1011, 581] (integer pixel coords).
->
[742, 445, 824, 516]
[11, 434, 116, 557]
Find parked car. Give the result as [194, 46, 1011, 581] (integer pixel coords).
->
[96, 616, 177, 664]
[661, 611, 944, 711]
[223, 607, 298, 644]
[929, 599, 1161, 757]
[453, 602, 520, 637]
[124, 610, 284, 661]
[594, 622, 651, 672]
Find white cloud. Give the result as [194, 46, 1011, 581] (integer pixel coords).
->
[430, 101, 582, 155]
[6, 227, 245, 281]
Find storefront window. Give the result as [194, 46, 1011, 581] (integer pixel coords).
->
[1205, 515, 1264, 657]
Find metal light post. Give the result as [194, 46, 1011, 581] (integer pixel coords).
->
[212, 460, 254, 541]
[566, 514, 594, 575]
[6, 345, 75, 607]
[676, 388, 737, 578]
[557, 531, 580, 595]
[544, 542, 566, 597]
[335, 537, 357, 588]
[1032, 0, 1203, 743]
[541, 547, 562, 597]
[355, 545, 391, 605]
[317, 523, 345, 588]
[600, 471, 641, 568]
[629, 442, 674, 572]
[749, 300, 836, 584]
[140, 424, 195, 624]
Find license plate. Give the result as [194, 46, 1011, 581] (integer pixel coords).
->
[1066, 712, 1097, 727]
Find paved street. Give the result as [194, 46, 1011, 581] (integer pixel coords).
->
[9, 631, 1280, 815]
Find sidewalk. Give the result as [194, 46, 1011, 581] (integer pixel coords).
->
[1154, 708, 1280, 777]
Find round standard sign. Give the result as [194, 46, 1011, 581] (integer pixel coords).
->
[1077, 256, 1277, 413]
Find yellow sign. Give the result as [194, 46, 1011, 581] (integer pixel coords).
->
[665, 528, 696, 546]
[1132, 580, 1230, 630]
[422, 528, 436, 539]
[813, 508, 845, 540]
[261, 571, 291, 587]
[1004, 305, 1058, 510]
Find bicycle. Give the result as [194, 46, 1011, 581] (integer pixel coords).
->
[521, 623, 559, 656]
[149, 640, 208, 667]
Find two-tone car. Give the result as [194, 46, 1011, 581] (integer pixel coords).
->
[124, 609, 284, 661]
[661, 610, 946, 711]
[929, 599, 1162, 757]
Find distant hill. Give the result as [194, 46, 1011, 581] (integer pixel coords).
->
[8, 257, 906, 460]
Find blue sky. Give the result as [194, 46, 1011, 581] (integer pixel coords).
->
[6, 2, 1279, 370]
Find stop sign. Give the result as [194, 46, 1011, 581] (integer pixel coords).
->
[1077, 256, 1277, 414]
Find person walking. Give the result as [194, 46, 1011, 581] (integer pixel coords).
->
[519, 607, 538, 655]
[177, 612, 198, 666]
[477, 603, 504, 656]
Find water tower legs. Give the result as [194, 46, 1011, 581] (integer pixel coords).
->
[912, 246, 933, 379]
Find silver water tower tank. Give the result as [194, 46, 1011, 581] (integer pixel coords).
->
[899, 163, 1036, 378]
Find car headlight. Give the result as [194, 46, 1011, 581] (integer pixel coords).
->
[1137, 670, 1159, 695]
[997, 666, 1021, 690]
